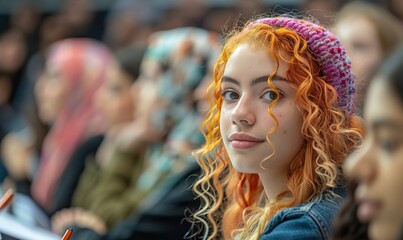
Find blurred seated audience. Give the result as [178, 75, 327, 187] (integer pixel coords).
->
[50, 27, 219, 240]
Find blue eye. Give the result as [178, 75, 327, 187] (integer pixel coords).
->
[262, 90, 280, 101]
[221, 90, 239, 101]
[222, 90, 239, 101]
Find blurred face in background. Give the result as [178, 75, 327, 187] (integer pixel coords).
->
[95, 62, 135, 129]
[0, 30, 27, 74]
[35, 61, 69, 124]
[345, 78, 403, 240]
[389, 0, 403, 22]
[334, 15, 383, 109]
[35, 45, 111, 125]
[301, 0, 340, 27]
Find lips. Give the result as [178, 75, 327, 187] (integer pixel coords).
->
[357, 198, 381, 222]
[229, 133, 265, 149]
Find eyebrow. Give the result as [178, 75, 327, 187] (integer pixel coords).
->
[371, 119, 403, 131]
[221, 75, 287, 87]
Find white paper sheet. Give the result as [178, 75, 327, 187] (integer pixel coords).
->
[0, 211, 60, 240]
[10, 192, 51, 230]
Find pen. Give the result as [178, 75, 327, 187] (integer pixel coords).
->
[0, 189, 14, 210]
[61, 228, 73, 240]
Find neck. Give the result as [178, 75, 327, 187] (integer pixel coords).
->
[258, 170, 289, 201]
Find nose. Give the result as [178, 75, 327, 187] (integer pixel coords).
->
[35, 74, 46, 102]
[344, 138, 377, 184]
[230, 95, 256, 126]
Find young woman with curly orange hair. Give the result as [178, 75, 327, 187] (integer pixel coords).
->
[191, 17, 365, 240]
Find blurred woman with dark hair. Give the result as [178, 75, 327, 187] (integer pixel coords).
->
[333, 45, 403, 240]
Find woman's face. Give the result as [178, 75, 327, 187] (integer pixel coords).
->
[95, 62, 135, 128]
[35, 61, 69, 124]
[344, 78, 403, 240]
[220, 43, 304, 174]
[334, 15, 383, 110]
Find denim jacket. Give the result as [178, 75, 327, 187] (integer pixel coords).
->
[260, 188, 346, 240]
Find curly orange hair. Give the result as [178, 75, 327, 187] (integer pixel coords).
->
[192, 22, 364, 240]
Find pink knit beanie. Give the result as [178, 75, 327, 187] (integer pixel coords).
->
[253, 17, 355, 115]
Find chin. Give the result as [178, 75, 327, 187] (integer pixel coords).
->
[230, 160, 261, 174]
[38, 111, 54, 124]
[369, 220, 400, 240]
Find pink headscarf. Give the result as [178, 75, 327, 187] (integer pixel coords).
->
[31, 39, 113, 211]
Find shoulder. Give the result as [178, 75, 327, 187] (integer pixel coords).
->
[80, 134, 104, 148]
[73, 135, 104, 155]
[260, 188, 346, 240]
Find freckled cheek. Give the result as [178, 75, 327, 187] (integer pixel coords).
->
[274, 113, 303, 138]
[261, 114, 277, 130]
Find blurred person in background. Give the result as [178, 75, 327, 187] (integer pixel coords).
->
[12, 13, 71, 116]
[102, 1, 160, 52]
[387, 0, 403, 28]
[201, 4, 236, 36]
[178, 0, 209, 27]
[166, 0, 209, 29]
[201, 0, 268, 37]
[236, 0, 267, 21]
[0, 29, 29, 183]
[333, 1, 403, 116]
[333, 45, 403, 240]
[0, 14, 71, 191]
[10, 2, 41, 55]
[57, 0, 103, 40]
[0, 29, 28, 118]
[50, 27, 220, 240]
[50, 46, 145, 216]
[37, 14, 70, 52]
[1, 39, 113, 216]
[300, 0, 347, 27]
